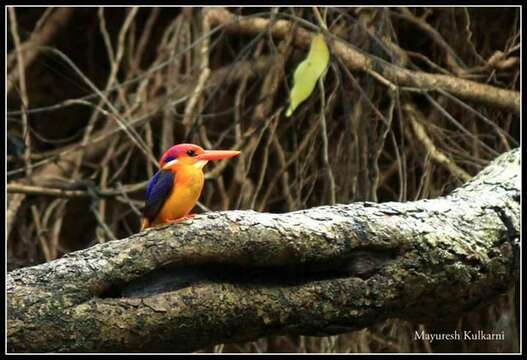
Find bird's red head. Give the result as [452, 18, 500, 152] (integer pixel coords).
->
[159, 143, 240, 170]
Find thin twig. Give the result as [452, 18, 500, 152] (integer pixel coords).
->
[9, 8, 32, 178]
[404, 102, 472, 182]
[7, 181, 148, 198]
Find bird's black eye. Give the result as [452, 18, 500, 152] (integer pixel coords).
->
[186, 150, 197, 157]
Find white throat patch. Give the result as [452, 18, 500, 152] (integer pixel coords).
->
[193, 160, 209, 169]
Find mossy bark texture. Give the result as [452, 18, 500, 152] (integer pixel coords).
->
[7, 149, 520, 352]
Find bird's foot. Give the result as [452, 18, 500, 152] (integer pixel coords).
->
[165, 214, 196, 224]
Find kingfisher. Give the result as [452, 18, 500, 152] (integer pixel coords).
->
[140, 143, 240, 231]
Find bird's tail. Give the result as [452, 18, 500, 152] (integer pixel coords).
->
[140, 218, 150, 231]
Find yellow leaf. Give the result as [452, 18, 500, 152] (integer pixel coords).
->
[286, 33, 330, 117]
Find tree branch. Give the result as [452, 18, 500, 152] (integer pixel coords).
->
[7, 8, 75, 95]
[204, 8, 519, 114]
[7, 181, 147, 198]
[7, 148, 520, 352]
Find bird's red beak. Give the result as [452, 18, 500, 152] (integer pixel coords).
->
[196, 150, 240, 161]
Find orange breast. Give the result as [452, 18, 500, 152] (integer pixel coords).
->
[153, 165, 204, 225]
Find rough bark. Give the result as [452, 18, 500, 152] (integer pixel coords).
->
[7, 148, 520, 353]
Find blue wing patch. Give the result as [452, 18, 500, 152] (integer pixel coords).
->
[143, 170, 175, 222]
